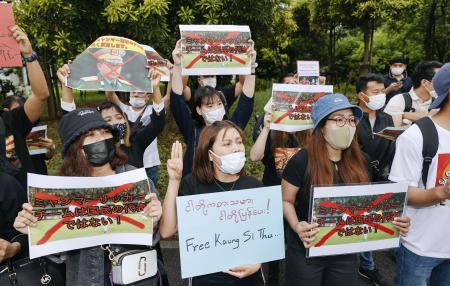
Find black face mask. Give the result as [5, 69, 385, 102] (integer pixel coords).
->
[113, 123, 127, 140]
[82, 138, 115, 167]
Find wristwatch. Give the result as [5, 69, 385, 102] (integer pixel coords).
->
[22, 51, 38, 63]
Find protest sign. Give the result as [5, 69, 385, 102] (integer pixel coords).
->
[0, 3, 22, 67]
[142, 44, 171, 82]
[270, 84, 333, 132]
[28, 168, 153, 259]
[67, 36, 152, 93]
[176, 186, 285, 278]
[26, 125, 48, 155]
[307, 182, 408, 257]
[374, 126, 406, 141]
[297, 61, 320, 85]
[179, 25, 252, 75]
[274, 147, 301, 176]
[435, 154, 450, 187]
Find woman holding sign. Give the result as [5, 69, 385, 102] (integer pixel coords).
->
[281, 94, 411, 286]
[160, 120, 264, 285]
[13, 108, 162, 286]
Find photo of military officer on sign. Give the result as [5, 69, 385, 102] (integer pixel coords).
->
[66, 36, 153, 93]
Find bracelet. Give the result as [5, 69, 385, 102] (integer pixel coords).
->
[22, 51, 38, 63]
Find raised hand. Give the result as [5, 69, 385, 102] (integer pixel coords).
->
[167, 141, 183, 181]
[10, 26, 32, 57]
[172, 39, 183, 66]
[57, 62, 71, 85]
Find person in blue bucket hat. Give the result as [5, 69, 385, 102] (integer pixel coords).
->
[281, 93, 411, 286]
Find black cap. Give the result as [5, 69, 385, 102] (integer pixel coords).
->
[58, 108, 118, 156]
[389, 56, 407, 65]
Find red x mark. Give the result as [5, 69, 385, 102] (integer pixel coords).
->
[33, 183, 146, 245]
[183, 31, 247, 69]
[314, 192, 396, 247]
[273, 92, 326, 124]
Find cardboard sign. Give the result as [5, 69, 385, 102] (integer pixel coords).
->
[67, 36, 152, 92]
[28, 169, 153, 259]
[176, 186, 285, 278]
[0, 3, 22, 67]
[180, 25, 252, 75]
[307, 182, 408, 257]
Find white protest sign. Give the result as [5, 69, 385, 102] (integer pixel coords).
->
[176, 186, 285, 278]
[297, 60, 320, 85]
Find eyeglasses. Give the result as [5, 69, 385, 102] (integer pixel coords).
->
[327, 116, 359, 127]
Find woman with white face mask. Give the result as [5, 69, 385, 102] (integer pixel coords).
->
[169, 39, 257, 177]
[281, 94, 411, 286]
[160, 120, 264, 286]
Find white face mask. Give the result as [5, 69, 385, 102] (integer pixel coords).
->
[201, 77, 217, 88]
[364, 93, 386, 111]
[129, 97, 146, 108]
[323, 125, 356, 150]
[430, 90, 438, 98]
[390, 67, 405, 76]
[210, 151, 246, 175]
[203, 107, 225, 125]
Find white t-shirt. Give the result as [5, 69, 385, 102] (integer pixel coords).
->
[389, 118, 450, 258]
[384, 88, 432, 126]
[118, 102, 161, 168]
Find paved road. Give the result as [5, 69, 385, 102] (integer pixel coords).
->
[160, 239, 397, 286]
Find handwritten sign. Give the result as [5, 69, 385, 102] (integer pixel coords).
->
[270, 84, 333, 132]
[176, 186, 285, 278]
[297, 61, 320, 85]
[307, 182, 408, 257]
[67, 36, 152, 92]
[0, 3, 22, 67]
[180, 25, 252, 76]
[26, 125, 47, 155]
[28, 168, 153, 259]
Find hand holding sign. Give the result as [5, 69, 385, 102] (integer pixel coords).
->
[296, 221, 319, 248]
[172, 39, 183, 66]
[14, 202, 37, 234]
[167, 141, 183, 181]
[143, 193, 162, 225]
[10, 25, 32, 58]
[224, 263, 261, 279]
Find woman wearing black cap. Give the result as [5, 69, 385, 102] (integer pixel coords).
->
[13, 108, 162, 286]
[281, 94, 411, 285]
[384, 56, 413, 103]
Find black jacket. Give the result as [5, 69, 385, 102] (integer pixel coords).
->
[357, 111, 396, 182]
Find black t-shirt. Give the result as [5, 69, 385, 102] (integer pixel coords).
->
[31, 154, 48, 175]
[282, 149, 344, 250]
[0, 107, 35, 189]
[179, 174, 264, 285]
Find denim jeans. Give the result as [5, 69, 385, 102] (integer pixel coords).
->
[360, 251, 375, 271]
[145, 166, 159, 188]
[395, 244, 450, 286]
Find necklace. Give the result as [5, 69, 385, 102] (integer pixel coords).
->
[214, 178, 238, 192]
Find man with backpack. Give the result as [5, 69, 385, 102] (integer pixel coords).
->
[389, 63, 450, 286]
[384, 61, 442, 127]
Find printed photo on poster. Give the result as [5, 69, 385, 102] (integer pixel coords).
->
[435, 153, 450, 187]
[373, 126, 406, 141]
[142, 44, 171, 82]
[307, 182, 408, 257]
[67, 36, 152, 93]
[270, 84, 333, 132]
[180, 25, 252, 75]
[297, 61, 320, 85]
[0, 3, 22, 67]
[274, 147, 301, 176]
[176, 186, 285, 278]
[26, 125, 48, 155]
[28, 168, 153, 259]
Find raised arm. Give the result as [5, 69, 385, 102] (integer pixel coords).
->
[105, 91, 123, 107]
[56, 63, 76, 114]
[160, 141, 183, 238]
[250, 112, 271, 162]
[12, 26, 49, 123]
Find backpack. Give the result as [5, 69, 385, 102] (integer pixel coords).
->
[415, 117, 439, 187]
[402, 92, 435, 112]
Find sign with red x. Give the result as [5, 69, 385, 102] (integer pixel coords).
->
[28, 168, 154, 259]
[306, 182, 408, 257]
[142, 44, 171, 82]
[269, 84, 333, 132]
[67, 36, 152, 93]
[179, 25, 252, 76]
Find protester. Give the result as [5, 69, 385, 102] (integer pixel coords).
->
[356, 74, 395, 286]
[2, 95, 56, 175]
[281, 93, 410, 285]
[13, 108, 162, 286]
[384, 57, 413, 103]
[389, 63, 450, 286]
[170, 39, 256, 176]
[384, 61, 442, 127]
[0, 25, 50, 188]
[57, 65, 165, 171]
[160, 120, 264, 285]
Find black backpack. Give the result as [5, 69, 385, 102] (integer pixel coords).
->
[415, 117, 439, 187]
[402, 92, 435, 112]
